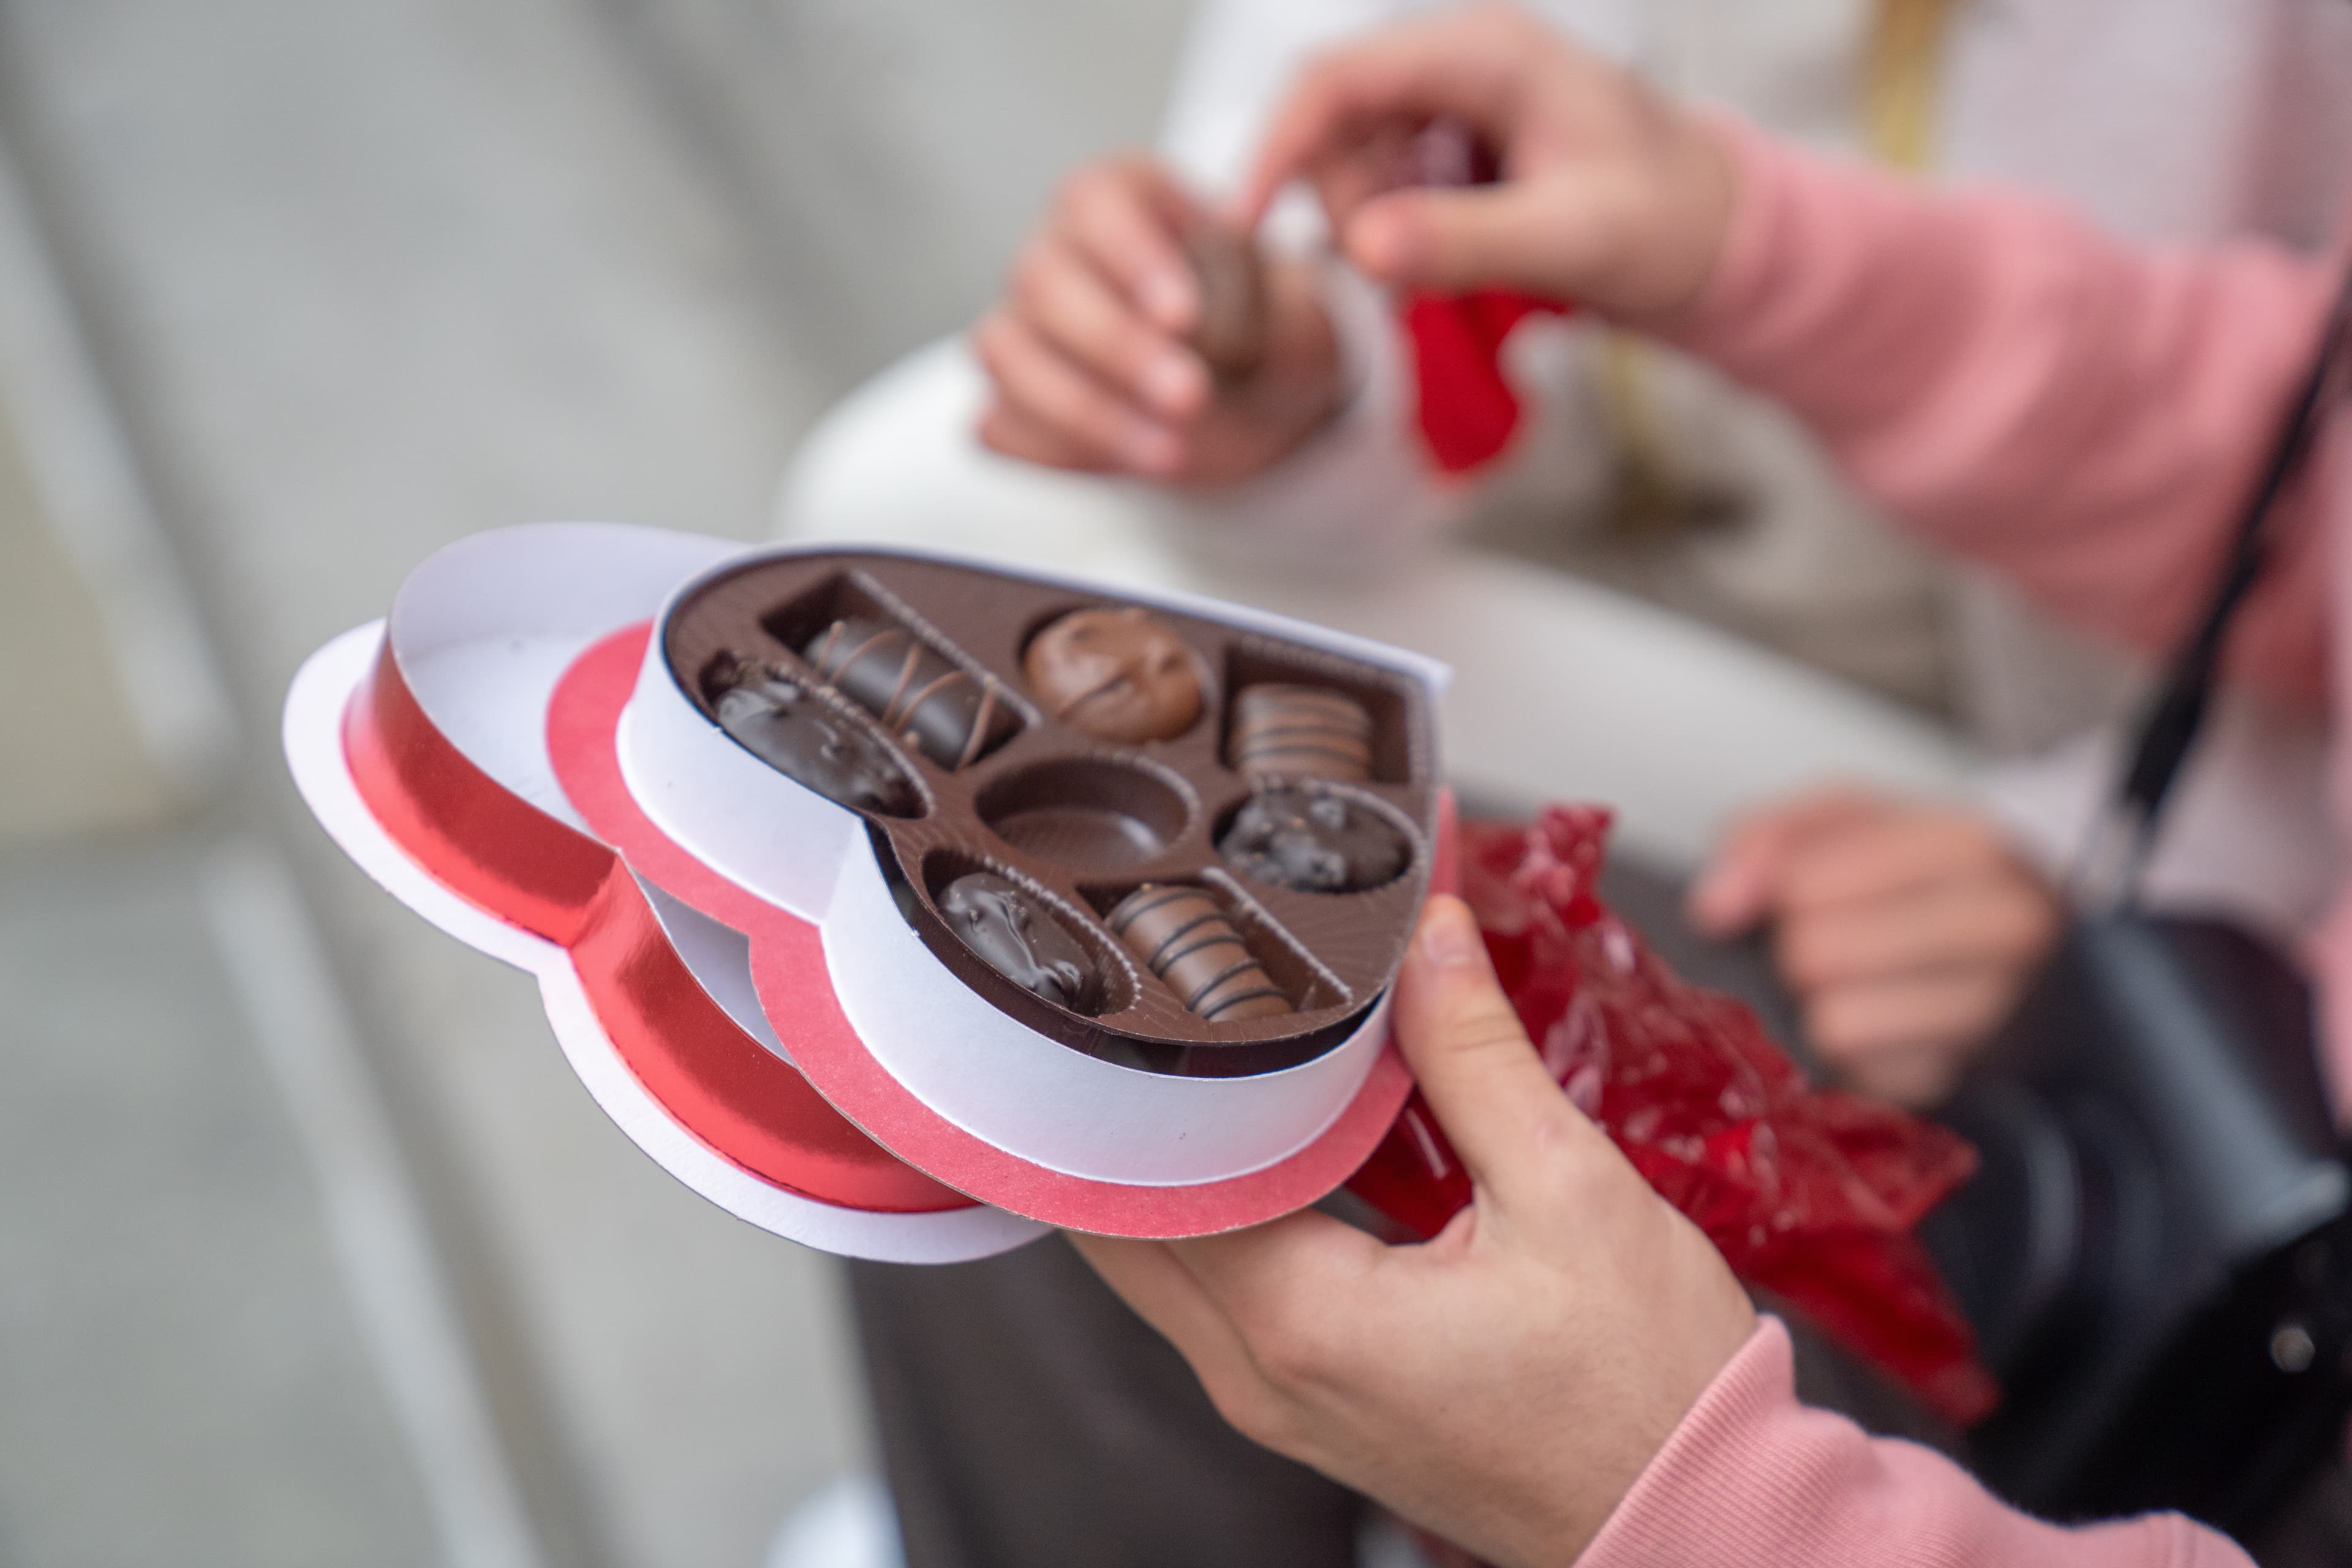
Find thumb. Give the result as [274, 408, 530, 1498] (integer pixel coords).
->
[1390, 896, 1605, 1202]
[1340, 183, 1585, 297]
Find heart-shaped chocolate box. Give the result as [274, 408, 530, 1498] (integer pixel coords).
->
[660, 552, 1441, 1079]
[287, 523, 1448, 1251]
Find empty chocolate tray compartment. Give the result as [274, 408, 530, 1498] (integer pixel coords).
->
[660, 551, 1439, 1077]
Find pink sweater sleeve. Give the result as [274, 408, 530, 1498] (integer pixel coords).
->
[1581, 1319, 2248, 1568]
[1661, 120, 2341, 701]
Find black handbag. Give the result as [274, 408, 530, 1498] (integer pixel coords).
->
[1920, 266, 2352, 1534]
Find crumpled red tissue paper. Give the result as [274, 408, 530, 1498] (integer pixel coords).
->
[1350, 805, 1999, 1427]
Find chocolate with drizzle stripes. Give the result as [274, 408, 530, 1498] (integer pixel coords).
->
[1228, 684, 1373, 782]
[803, 614, 1018, 770]
[1107, 884, 1293, 1023]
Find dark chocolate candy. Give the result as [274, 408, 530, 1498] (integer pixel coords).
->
[1023, 607, 1203, 744]
[1227, 684, 1373, 782]
[706, 656, 919, 816]
[1218, 785, 1408, 894]
[938, 872, 1098, 1011]
[803, 615, 1017, 770]
[1107, 885, 1292, 1023]
[1182, 222, 1268, 382]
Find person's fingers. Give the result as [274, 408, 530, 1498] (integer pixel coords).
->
[1010, 236, 1209, 421]
[976, 399, 1115, 473]
[1390, 896, 1608, 1202]
[1804, 965, 2021, 1065]
[1834, 1040, 1974, 1109]
[1057, 159, 1201, 333]
[1774, 876, 2060, 993]
[1067, 1234, 1287, 1434]
[1686, 789, 1890, 935]
[970, 312, 1184, 475]
[1335, 184, 1589, 293]
[1294, 125, 1423, 238]
[1165, 1210, 1385, 1392]
[1775, 812, 2043, 916]
[1241, 7, 1540, 222]
[1338, 161, 1713, 298]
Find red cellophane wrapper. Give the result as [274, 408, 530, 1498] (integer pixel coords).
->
[1349, 805, 1999, 1427]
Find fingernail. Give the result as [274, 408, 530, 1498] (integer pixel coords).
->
[1142, 352, 1205, 415]
[1685, 875, 1730, 930]
[1349, 206, 1416, 282]
[1692, 872, 1765, 938]
[1141, 270, 1194, 329]
[1416, 898, 1483, 967]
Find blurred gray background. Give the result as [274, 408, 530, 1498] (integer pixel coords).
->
[0, 2, 1188, 1563]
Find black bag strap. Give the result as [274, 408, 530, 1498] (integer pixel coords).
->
[2078, 267, 2352, 910]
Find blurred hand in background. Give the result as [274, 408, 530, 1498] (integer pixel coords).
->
[1241, 2, 1733, 320]
[973, 155, 1342, 485]
[1689, 788, 2067, 1107]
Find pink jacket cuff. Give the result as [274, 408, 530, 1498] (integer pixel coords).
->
[1579, 1318, 2245, 1568]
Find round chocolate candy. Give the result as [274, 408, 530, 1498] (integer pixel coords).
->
[937, 872, 1099, 1012]
[1227, 684, 1373, 782]
[1181, 221, 1268, 382]
[706, 657, 919, 816]
[1023, 606, 1204, 744]
[1107, 884, 1292, 1023]
[1218, 785, 1408, 894]
[802, 615, 1018, 771]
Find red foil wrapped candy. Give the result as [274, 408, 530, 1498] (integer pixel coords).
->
[1349, 806, 1997, 1427]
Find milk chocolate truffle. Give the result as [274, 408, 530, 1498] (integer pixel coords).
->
[1182, 222, 1268, 382]
[802, 616, 1017, 770]
[1023, 606, 1203, 744]
[705, 655, 919, 816]
[1219, 785, 1408, 894]
[1228, 684, 1373, 782]
[938, 872, 1098, 1011]
[1108, 884, 1292, 1023]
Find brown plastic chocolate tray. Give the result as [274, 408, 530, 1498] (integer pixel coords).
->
[661, 551, 1438, 1077]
